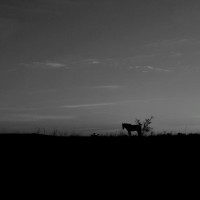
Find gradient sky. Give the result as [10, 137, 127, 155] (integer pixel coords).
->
[1, 0, 200, 134]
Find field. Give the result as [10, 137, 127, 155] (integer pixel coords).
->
[1, 132, 199, 168]
[1, 131, 200, 146]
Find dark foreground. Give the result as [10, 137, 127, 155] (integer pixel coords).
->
[0, 132, 200, 139]
[1, 132, 200, 148]
[1, 133, 199, 170]
[1, 132, 200, 140]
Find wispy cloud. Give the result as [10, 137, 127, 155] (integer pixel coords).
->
[143, 38, 200, 51]
[0, 114, 76, 122]
[19, 114, 75, 120]
[23, 61, 68, 69]
[129, 65, 172, 72]
[22, 57, 107, 70]
[91, 61, 101, 64]
[57, 55, 117, 69]
[44, 62, 66, 68]
[82, 58, 102, 65]
[145, 66, 172, 72]
[62, 102, 118, 109]
[23, 54, 177, 73]
[61, 98, 168, 109]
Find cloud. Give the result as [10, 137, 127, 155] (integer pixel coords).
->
[22, 57, 107, 70]
[61, 98, 169, 110]
[57, 55, 118, 69]
[23, 61, 68, 69]
[91, 61, 101, 64]
[146, 66, 154, 70]
[144, 66, 172, 72]
[22, 114, 75, 120]
[145, 66, 172, 72]
[83, 58, 102, 64]
[0, 114, 76, 122]
[24, 56, 108, 70]
[129, 65, 172, 73]
[142, 70, 149, 73]
[62, 102, 118, 109]
[44, 62, 66, 68]
[23, 54, 175, 73]
[143, 38, 200, 51]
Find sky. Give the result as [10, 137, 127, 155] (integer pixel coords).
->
[1, 0, 200, 134]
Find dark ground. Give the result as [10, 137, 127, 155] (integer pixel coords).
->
[1, 133, 199, 175]
[1, 132, 200, 149]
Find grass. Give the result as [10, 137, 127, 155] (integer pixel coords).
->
[1, 131, 199, 159]
[1, 129, 200, 144]
[0, 130, 200, 139]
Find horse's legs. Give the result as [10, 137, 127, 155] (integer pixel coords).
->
[128, 130, 131, 136]
[138, 129, 142, 137]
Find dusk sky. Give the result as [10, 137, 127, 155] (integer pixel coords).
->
[1, 0, 200, 134]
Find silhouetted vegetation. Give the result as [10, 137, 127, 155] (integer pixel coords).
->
[0, 116, 200, 144]
[135, 116, 154, 136]
[0, 131, 200, 138]
[0, 131, 200, 154]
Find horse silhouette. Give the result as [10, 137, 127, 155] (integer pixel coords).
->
[122, 123, 142, 136]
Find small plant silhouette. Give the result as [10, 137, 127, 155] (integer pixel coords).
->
[91, 133, 100, 137]
[36, 128, 46, 135]
[135, 116, 154, 136]
[52, 128, 58, 136]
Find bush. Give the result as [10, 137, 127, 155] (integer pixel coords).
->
[135, 116, 154, 136]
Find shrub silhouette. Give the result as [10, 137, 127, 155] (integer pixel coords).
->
[135, 116, 154, 136]
[91, 133, 100, 137]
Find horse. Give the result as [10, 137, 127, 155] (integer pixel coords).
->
[122, 123, 142, 136]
